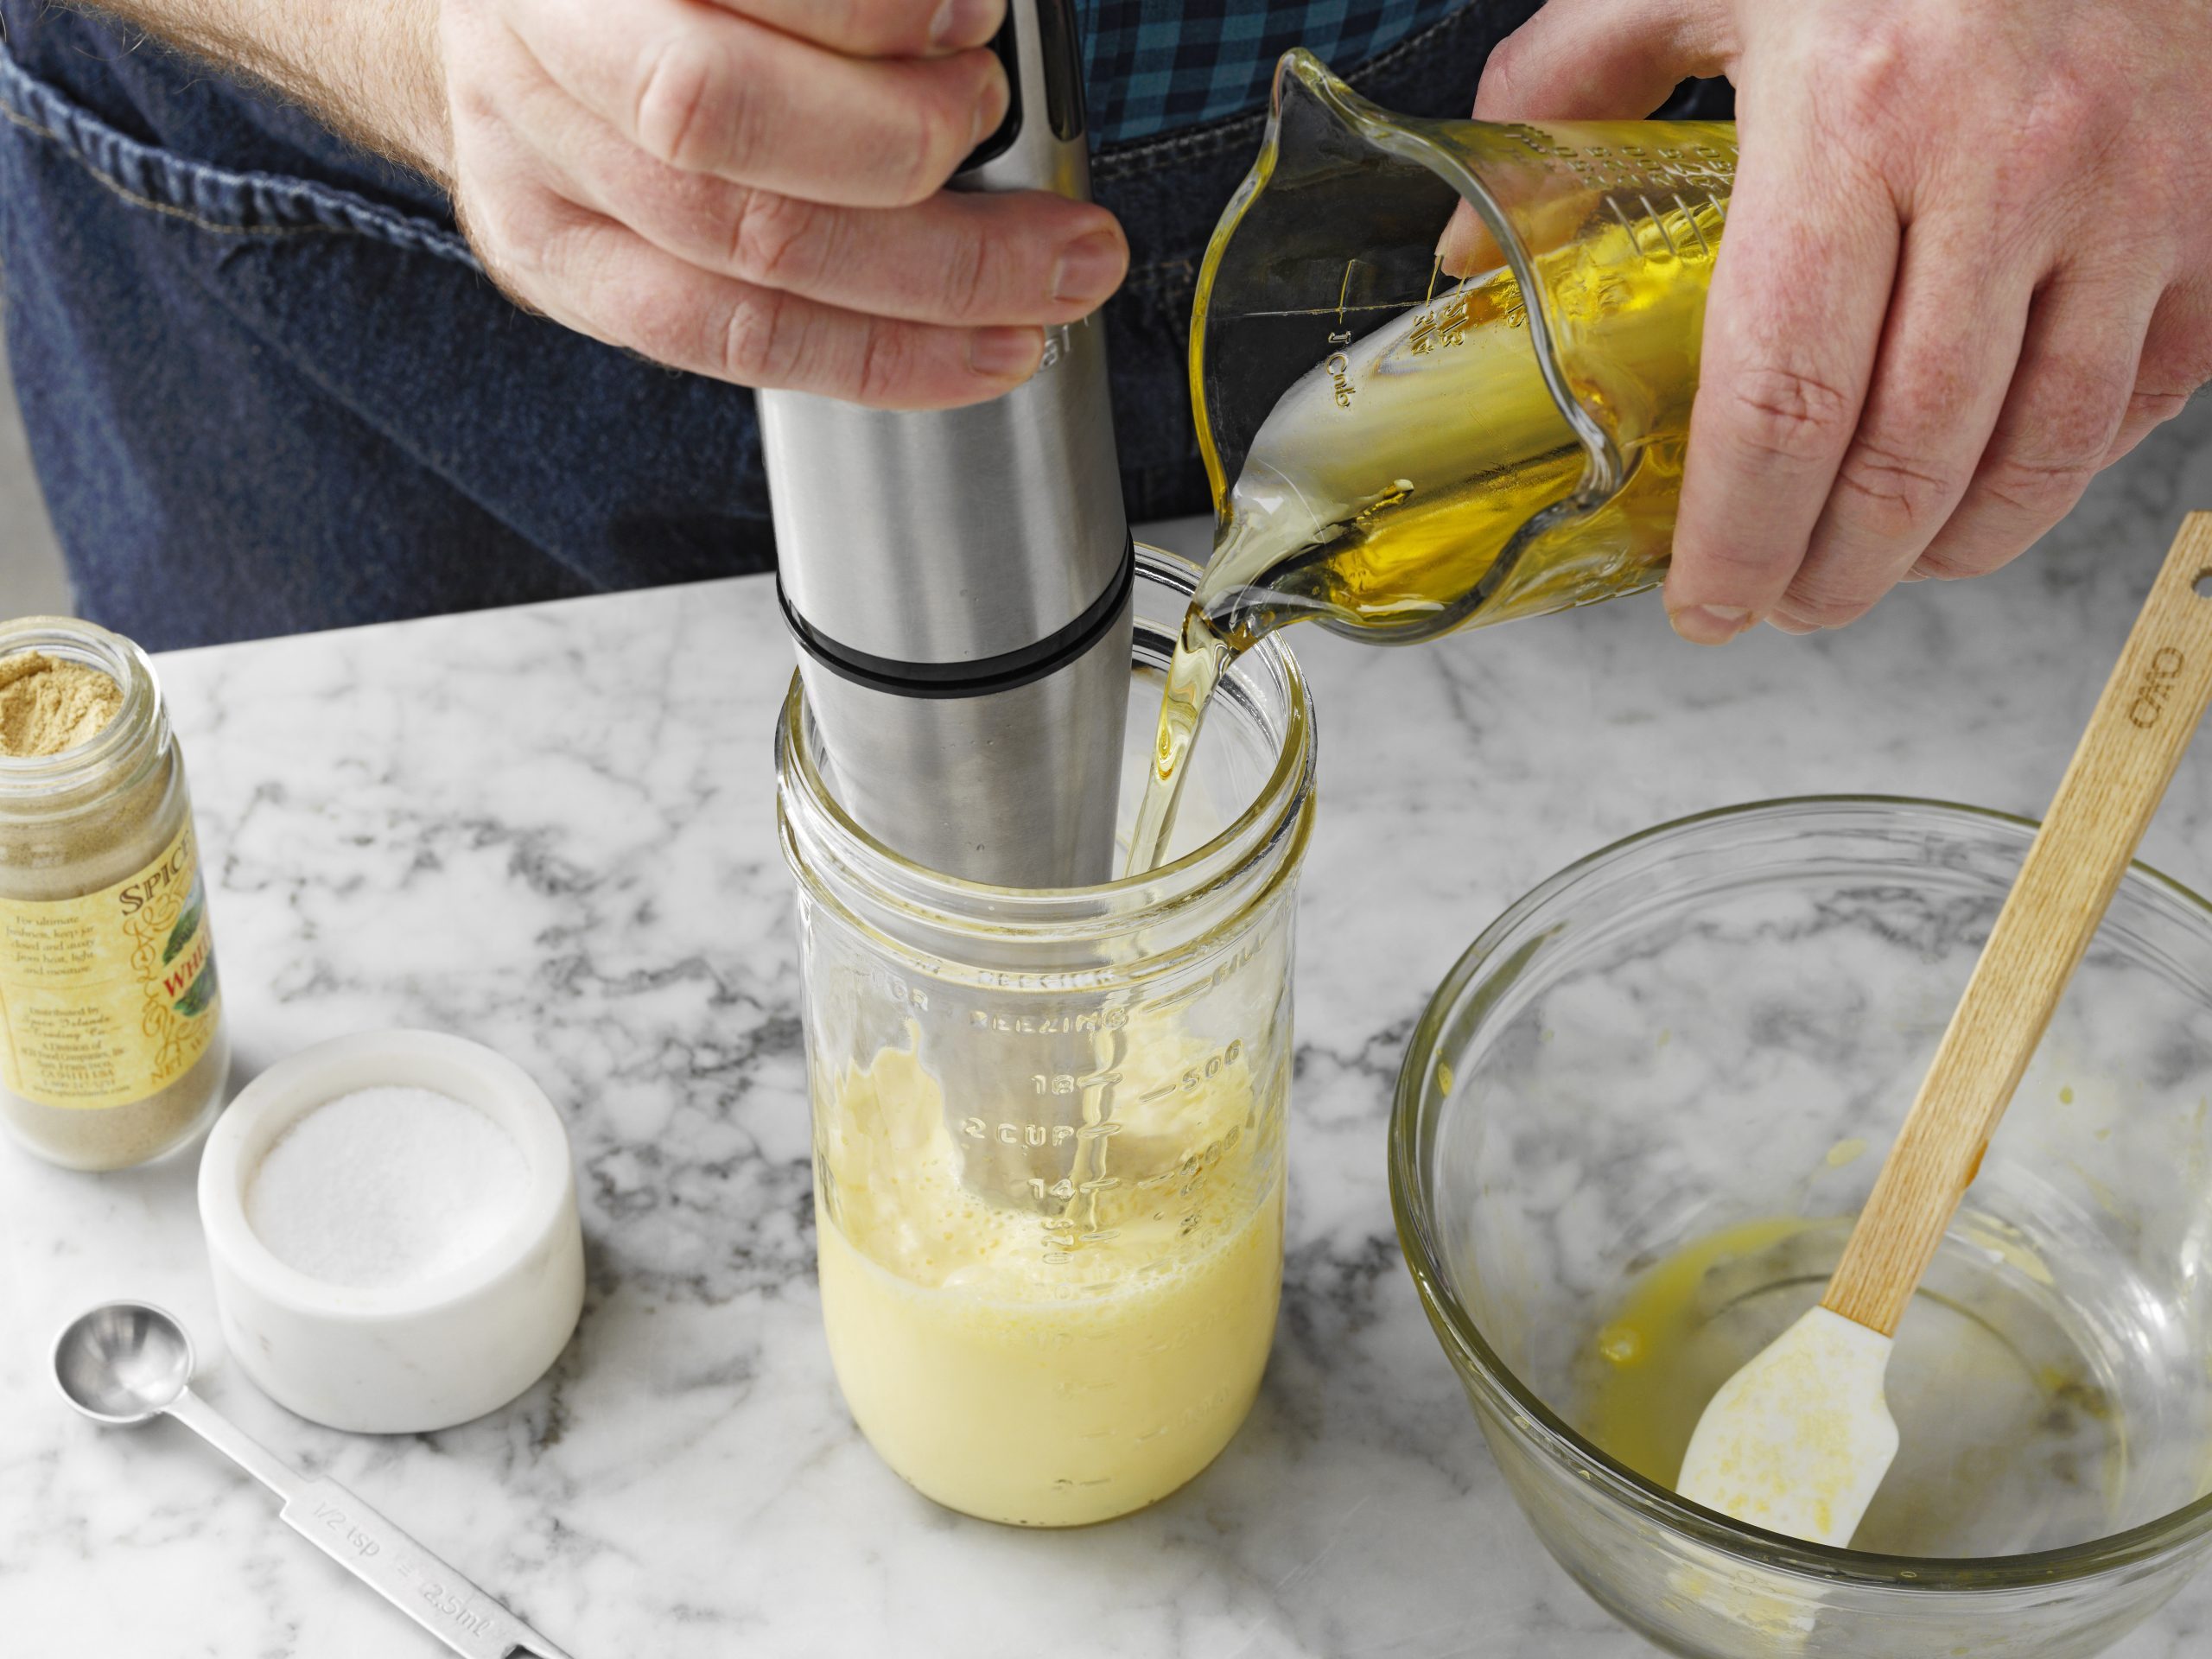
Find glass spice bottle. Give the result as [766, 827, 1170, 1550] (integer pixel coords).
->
[0, 616, 229, 1169]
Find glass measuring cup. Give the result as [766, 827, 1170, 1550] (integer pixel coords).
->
[1192, 49, 1736, 646]
[776, 548, 1315, 1528]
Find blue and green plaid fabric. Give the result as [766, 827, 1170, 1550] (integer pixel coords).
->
[1080, 0, 1470, 143]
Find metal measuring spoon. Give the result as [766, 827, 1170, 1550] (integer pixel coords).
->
[54, 1300, 575, 1659]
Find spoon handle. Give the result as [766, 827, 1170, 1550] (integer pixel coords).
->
[164, 1389, 575, 1659]
[1824, 514, 2212, 1337]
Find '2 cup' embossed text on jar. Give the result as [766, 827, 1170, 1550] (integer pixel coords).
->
[777, 550, 1315, 1527]
[0, 617, 229, 1170]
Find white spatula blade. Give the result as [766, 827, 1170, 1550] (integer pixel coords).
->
[1675, 1306, 1898, 1548]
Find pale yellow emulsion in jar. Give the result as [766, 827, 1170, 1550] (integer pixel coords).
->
[778, 549, 1315, 1531]
[814, 1040, 1283, 1528]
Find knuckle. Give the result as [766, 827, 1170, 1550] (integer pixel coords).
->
[632, 37, 712, 166]
[2012, 72, 2104, 180]
[1830, 436, 1956, 537]
[1979, 454, 2097, 524]
[1718, 364, 1857, 467]
[2126, 388, 2194, 429]
[1975, 356, 2133, 520]
[899, 92, 967, 205]
[1821, 16, 1915, 136]
[936, 225, 994, 317]
[897, 53, 1001, 205]
[1480, 34, 1531, 106]
[1777, 573, 1874, 630]
[855, 321, 916, 406]
[721, 288, 804, 385]
[633, 35, 738, 171]
[1980, 414, 2116, 521]
[726, 190, 830, 289]
[2041, 359, 2133, 454]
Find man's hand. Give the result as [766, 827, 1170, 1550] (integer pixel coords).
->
[1477, 0, 2212, 641]
[435, 0, 1127, 408]
[88, 0, 1120, 410]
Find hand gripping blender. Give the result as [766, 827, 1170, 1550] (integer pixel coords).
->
[760, 0, 1132, 889]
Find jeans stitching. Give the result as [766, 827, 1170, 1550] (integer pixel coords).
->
[0, 100, 327, 240]
[0, 40, 478, 267]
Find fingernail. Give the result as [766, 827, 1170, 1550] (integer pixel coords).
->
[1052, 232, 1124, 306]
[931, 0, 999, 49]
[1668, 604, 1753, 645]
[1767, 613, 1821, 636]
[969, 325, 1042, 380]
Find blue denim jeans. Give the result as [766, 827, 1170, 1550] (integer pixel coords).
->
[0, 1, 1727, 647]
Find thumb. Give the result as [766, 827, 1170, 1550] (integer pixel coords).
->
[1473, 0, 1737, 121]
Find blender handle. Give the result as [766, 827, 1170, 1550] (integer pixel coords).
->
[955, 0, 1090, 197]
[958, 15, 1025, 172]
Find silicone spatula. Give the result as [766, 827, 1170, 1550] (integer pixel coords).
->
[1676, 514, 2212, 1548]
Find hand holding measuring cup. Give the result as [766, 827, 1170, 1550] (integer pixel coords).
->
[1476, 0, 2212, 642]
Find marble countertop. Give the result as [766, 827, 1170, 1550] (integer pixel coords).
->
[10, 406, 2212, 1657]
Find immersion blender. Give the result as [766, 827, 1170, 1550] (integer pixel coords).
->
[760, 0, 1133, 889]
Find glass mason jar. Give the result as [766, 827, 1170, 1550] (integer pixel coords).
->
[776, 549, 1315, 1528]
[0, 617, 229, 1171]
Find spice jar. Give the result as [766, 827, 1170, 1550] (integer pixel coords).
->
[0, 617, 229, 1170]
[777, 549, 1317, 1528]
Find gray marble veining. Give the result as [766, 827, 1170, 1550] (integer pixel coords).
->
[8, 403, 2212, 1655]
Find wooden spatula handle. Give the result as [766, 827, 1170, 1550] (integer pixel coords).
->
[1824, 515, 2212, 1337]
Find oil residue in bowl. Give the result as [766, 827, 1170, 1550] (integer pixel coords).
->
[1574, 1215, 2125, 1557]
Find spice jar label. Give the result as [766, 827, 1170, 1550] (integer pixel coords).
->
[0, 819, 221, 1109]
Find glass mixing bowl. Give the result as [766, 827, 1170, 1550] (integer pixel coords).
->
[1391, 798, 2212, 1658]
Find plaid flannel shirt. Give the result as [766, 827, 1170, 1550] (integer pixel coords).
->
[1082, 0, 1470, 143]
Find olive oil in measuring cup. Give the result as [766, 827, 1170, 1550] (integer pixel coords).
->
[1126, 52, 1734, 874]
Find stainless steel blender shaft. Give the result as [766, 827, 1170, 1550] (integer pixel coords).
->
[760, 0, 1132, 888]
